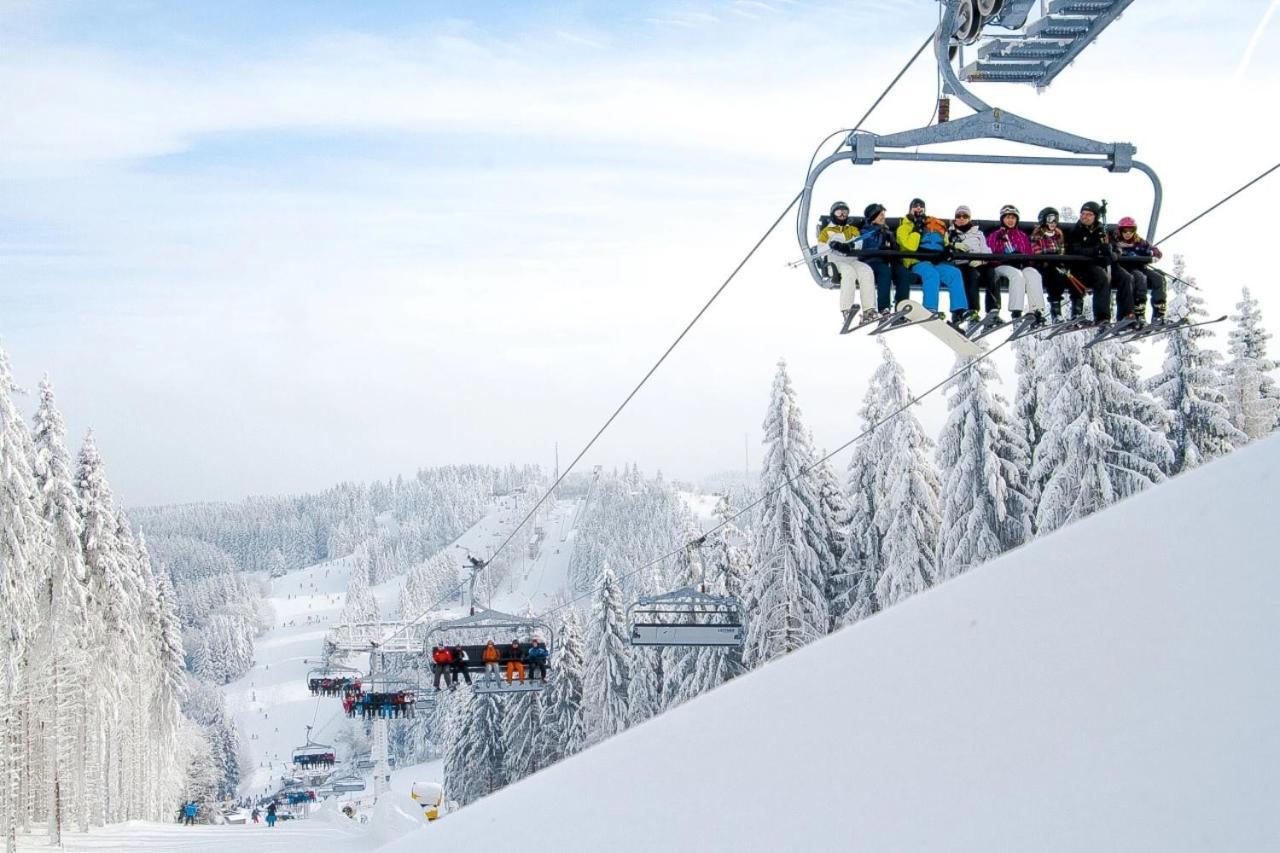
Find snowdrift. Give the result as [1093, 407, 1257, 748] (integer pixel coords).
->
[386, 435, 1280, 853]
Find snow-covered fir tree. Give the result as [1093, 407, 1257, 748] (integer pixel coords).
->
[626, 562, 666, 727]
[1032, 337, 1171, 534]
[1011, 335, 1050, 518]
[810, 443, 851, 629]
[1225, 286, 1280, 442]
[1146, 261, 1244, 474]
[873, 348, 942, 608]
[341, 549, 380, 623]
[744, 361, 831, 667]
[585, 565, 630, 742]
[934, 355, 1033, 582]
[443, 691, 506, 806]
[540, 610, 587, 765]
[501, 691, 544, 784]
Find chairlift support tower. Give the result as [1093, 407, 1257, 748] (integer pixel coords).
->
[797, 0, 1159, 284]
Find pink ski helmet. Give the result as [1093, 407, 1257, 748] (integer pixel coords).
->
[1117, 216, 1138, 230]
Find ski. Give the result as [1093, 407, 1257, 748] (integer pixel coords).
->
[870, 299, 983, 356]
[868, 304, 927, 336]
[840, 310, 885, 336]
[1111, 314, 1228, 344]
[1083, 317, 1142, 349]
[965, 311, 1006, 341]
[1041, 317, 1096, 339]
[1006, 313, 1047, 341]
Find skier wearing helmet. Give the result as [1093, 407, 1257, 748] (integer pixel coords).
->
[1112, 216, 1166, 323]
[1031, 207, 1070, 322]
[818, 201, 878, 332]
[947, 205, 999, 323]
[854, 203, 913, 313]
[1064, 200, 1132, 323]
[895, 198, 970, 324]
[985, 205, 1046, 324]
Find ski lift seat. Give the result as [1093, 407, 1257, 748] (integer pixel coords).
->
[331, 776, 366, 794]
[627, 587, 745, 648]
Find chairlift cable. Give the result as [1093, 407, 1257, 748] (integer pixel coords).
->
[1155, 161, 1279, 246]
[375, 29, 942, 649]
[534, 334, 1018, 621]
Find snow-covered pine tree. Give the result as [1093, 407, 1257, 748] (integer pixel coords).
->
[810, 441, 850, 630]
[831, 350, 894, 627]
[1011, 334, 1050, 518]
[0, 347, 44, 853]
[1032, 337, 1171, 534]
[341, 547, 380, 623]
[443, 690, 505, 806]
[585, 565, 630, 742]
[500, 691, 542, 784]
[744, 361, 831, 667]
[540, 610, 587, 765]
[934, 355, 1033, 582]
[29, 377, 88, 844]
[1225, 286, 1280, 442]
[625, 563, 665, 726]
[1146, 260, 1245, 474]
[873, 348, 942, 607]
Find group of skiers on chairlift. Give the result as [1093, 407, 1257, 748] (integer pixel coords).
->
[429, 638, 550, 689]
[308, 675, 361, 697]
[293, 749, 337, 768]
[341, 687, 417, 718]
[817, 198, 1165, 335]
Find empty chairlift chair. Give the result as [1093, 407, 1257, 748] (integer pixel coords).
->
[626, 537, 745, 648]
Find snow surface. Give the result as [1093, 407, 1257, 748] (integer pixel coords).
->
[390, 434, 1280, 853]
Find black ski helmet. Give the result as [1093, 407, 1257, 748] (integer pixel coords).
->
[1080, 200, 1102, 217]
[1037, 206, 1059, 225]
[830, 201, 850, 218]
[864, 203, 886, 223]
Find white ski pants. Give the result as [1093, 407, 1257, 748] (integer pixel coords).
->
[831, 257, 876, 313]
[992, 265, 1046, 313]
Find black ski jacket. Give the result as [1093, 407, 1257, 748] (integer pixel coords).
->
[1065, 221, 1115, 264]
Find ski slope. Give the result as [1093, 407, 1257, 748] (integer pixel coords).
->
[390, 434, 1280, 853]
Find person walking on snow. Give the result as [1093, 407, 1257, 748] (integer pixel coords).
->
[182, 801, 198, 826]
[895, 198, 969, 323]
[947, 205, 998, 319]
[1112, 216, 1166, 322]
[817, 201, 878, 332]
[986, 205, 1047, 323]
[266, 802, 278, 828]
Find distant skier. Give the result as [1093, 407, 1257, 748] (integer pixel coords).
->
[448, 645, 472, 688]
[251, 807, 261, 824]
[527, 638, 550, 682]
[482, 641, 502, 684]
[504, 640, 527, 684]
[266, 802, 277, 828]
[182, 801, 198, 826]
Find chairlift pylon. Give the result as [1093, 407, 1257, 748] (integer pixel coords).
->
[626, 537, 745, 648]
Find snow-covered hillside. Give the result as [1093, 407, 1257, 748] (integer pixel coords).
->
[391, 434, 1280, 853]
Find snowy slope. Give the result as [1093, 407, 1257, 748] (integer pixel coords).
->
[389, 435, 1280, 853]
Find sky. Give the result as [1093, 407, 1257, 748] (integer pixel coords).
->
[2, 0, 1278, 507]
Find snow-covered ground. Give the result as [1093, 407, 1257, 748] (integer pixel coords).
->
[398, 434, 1280, 853]
[20, 436, 1280, 851]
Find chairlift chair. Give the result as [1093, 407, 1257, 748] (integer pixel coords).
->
[291, 726, 337, 770]
[424, 608, 556, 696]
[306, 663, 363, 697]
[331, 775, 367, 794]
[796, 0, 1162, 288]
[626, 537, 745, 648]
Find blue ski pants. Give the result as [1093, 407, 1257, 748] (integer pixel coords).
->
[911, 261, 967, 312]
[865, 259, 912, 312]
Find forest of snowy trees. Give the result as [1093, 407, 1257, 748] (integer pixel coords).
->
[0, 351, 189, 850]
[438, 278, 1279, 807]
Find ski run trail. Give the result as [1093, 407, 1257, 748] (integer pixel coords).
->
[16, 436, 1280, 851]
